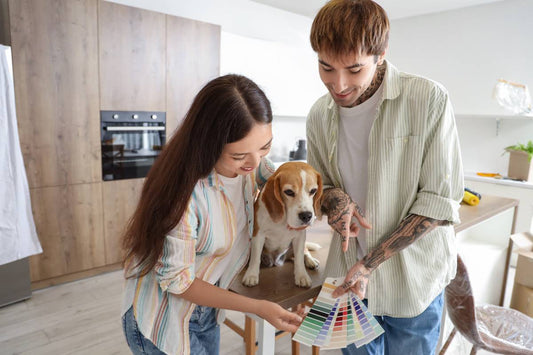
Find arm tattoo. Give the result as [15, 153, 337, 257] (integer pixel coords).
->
[321, 188, 365, 225]
[362, 214, 450, 271]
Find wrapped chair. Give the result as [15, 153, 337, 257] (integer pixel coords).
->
[439, 255, 533, 354]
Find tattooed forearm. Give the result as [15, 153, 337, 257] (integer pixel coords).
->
[362, 214, 450, 271]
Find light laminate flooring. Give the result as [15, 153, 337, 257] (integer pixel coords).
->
[0, 270, 339, 355]
[0, 268, 509, 355]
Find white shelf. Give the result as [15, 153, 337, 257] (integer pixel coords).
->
[464, 172, 533, 190]
[455, 113, 533, 135]
[456, 113, 533, 120]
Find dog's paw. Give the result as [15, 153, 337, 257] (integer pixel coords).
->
[304, 254, 320, 270]
[242, 270, 260, 287]
[295, 272, 312, 288]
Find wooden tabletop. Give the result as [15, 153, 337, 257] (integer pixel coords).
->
[229, 195, 519, 309]
[455, 194, 518, 233]
[229, 219, 333, 309]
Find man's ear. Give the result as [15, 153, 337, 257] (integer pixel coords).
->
[377, 48, 387, 65]
[261, 175, 285, 223]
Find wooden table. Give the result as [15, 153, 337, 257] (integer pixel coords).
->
[229, 195, 519, 355]
[228, 219, 331, 355]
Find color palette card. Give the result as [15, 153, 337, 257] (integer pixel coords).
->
[292, 277, 384, 349]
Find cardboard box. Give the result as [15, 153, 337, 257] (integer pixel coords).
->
[509, 232, 533, 317]
[510, 282, 533, 317]
[515, 250, 533, 288]
[507, 150, 533, 182]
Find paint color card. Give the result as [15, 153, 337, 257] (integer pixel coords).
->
[292, 277, 343, 346]
[293, 277, 384, 349]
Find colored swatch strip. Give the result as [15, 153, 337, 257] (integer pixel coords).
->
[293, 277, 384, 349]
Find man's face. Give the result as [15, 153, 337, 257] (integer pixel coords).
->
[317, 51, 383, 108]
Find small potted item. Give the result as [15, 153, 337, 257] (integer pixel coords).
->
[504, 140, 533, 182]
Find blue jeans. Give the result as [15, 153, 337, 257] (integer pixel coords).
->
[342, 292, 444, 355]
[122, 305, 220, 354]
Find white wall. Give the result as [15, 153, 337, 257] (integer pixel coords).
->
[387, 0, 533, 175]
[388, 0, 533, 116]
[220, 32, 324, 117]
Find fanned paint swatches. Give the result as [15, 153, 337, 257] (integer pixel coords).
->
[292, 277, 384, 349]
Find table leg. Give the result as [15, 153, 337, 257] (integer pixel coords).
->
[248, 314, 275, 355]
[244, 315, 256, 355]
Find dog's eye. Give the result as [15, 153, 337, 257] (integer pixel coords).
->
[284, 189, 295, 197]
[309, 188, 317, 195]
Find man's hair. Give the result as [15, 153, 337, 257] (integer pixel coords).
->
[310, 0, 390, 57]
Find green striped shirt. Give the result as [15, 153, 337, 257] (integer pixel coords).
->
[306, 61, 464, 317]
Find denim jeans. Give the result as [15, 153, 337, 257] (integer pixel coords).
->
[122, 305, 220, 355]
[342, 292, 444, 355]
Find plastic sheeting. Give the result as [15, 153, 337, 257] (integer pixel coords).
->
[445, 254, 533, 354]
[477, 305, 533, 351]
[0, 45, 42, 266]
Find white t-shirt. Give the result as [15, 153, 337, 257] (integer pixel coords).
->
[211, 174, 248, 282]
[337, 82, 384, 259]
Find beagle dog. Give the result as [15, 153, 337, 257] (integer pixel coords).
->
[242, 161, 323, 288]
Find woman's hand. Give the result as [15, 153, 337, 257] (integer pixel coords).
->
[321, 188, 372, 252]
[256, 300, 303, 333]
[331, 260, 371, 299]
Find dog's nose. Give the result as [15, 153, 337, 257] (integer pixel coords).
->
[299, 211, 313, 223]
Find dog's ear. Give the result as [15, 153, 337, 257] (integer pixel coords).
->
[313, 172, 323, 219]
[262, 174, 285, 223]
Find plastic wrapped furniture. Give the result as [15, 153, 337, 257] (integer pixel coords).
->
[440, 255, 533, 354]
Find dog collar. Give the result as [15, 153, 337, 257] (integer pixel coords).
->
[287, 225, 309, 231]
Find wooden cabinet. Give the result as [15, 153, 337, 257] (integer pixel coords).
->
[6, 0, 220, 285]
[102, 179, 145, 265]
[9, 0, 101, 188]
[166, 16, 220, 134]
[98, 1, 166, 111]
[28, 183, 106, 281]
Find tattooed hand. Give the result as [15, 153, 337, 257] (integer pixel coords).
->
[321, 188, 372, 252]
[331, 261, 370, 299]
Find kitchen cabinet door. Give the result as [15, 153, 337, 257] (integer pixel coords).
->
[28, 183, 106, 282]
[166, 16, 220, 135]
[102, 178, 144, 265]
[9, 0, 101, 188]
[99, 1, 166, 111]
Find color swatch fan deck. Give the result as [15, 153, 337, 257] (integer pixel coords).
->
[292, 277, 384, 349]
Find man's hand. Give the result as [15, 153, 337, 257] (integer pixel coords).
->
[321, 188, 372, 252]
[331, 260, 370, 299]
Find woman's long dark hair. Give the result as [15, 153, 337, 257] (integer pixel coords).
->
[122, 74, 272, 277]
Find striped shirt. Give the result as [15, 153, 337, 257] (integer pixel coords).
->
[306, 61, 464, 317]
[122, 158, 274, 355]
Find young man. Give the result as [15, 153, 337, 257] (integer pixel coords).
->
[306, 1, 464, 354]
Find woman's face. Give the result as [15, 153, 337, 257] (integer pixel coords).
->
[214, 122, 273, 178]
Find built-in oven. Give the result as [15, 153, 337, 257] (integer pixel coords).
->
[100, 111, 166, 181]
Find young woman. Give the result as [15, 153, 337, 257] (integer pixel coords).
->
[121, 74, 302, 355]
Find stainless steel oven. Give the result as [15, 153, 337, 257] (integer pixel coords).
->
[101, 111, 166, 181]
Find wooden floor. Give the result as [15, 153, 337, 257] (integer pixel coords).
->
[0, 270, 340, 355]
[0, 268, 509, 354]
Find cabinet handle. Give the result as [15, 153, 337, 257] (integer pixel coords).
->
[104, 126, 165, 131]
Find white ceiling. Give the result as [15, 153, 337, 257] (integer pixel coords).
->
[250, 0, 504, 19]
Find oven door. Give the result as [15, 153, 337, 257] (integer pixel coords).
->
[101, 123, 165, 181]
